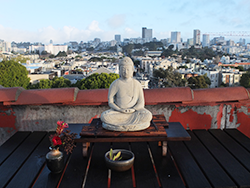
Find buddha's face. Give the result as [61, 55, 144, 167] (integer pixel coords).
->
[120, 65, 133, 79]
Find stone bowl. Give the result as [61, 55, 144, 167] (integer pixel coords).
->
[104, 149, 135, 172]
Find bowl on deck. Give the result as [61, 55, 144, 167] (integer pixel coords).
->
[104, 149, 135, 172]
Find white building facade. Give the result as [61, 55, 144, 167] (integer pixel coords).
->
[29, 43, 68, 55]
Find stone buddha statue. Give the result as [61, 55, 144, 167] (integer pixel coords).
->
[101, 57, 152, 131]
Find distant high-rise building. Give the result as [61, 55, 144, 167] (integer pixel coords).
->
[227, 40, 235, 46]
[193, 29, 201, 45]
[239, 38, 246, 46]
[211, 37, 225, 45]
[142, 27, 152, 40]
[202, 34, 210, 47]
[187, 38, 194, 46]
[115, 35, 121, 43]
[50, 40, 53, 44]
[171, 31, 181, 43]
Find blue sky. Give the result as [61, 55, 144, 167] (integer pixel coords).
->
[0, 0, 250, 44]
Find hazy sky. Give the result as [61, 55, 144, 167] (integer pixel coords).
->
[0, 0, 250, 44]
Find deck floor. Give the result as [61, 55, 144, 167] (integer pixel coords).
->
[0, 128, 250, 188]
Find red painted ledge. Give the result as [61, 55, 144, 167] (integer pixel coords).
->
[72, 89, 109, 105]
[185, 87, 249, 104]
[144, 87, 193, 105]
[0, 86, 250, 106]
[4, 88, 79, 105]
[0, 87, 24, 102]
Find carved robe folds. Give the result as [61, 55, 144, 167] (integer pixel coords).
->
[101, 78, 152, 131]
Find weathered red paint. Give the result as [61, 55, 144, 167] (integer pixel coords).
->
[169, 108, 212, 130]
[88, 114, 100, 124]
[0, 105, 16, 131]
[229, 107, 234, 122]
[236, 111, 250, 138]
[216, 105, 224, 128]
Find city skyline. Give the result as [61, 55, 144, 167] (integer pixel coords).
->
[0, 0, 250, 44]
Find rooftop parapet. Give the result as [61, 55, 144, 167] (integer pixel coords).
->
[0, 86, 250, 145]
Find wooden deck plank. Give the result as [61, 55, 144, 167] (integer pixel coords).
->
[58, 142, 89, 188]
[148, 142, 185, 188]
[165, 122, 191, 141]
[130, 142, 160, 188]
[185, 131, 237, 188]
[32, 151, 71, 188]
[224, 129, 250, 153]
[194, 130, 250, 188]
[6, 132, 50, 188]
[0, 131, 30, 165]
[84, 142, 110, 188]
[210, 129, 250, 172]
[0, 132, 46, 188]
[110, 142, 134, 188]
[1, 128, 250, 188]
[168, 140, 212, 188]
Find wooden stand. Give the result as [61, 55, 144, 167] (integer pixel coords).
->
[80, 115, 169, 156]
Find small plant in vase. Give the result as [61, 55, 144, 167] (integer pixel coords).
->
[46, 121, 77, 173]
[108, 148, 122, 161]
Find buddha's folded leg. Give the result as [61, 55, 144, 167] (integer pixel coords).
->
[130, 108, 152, 124]
[101, 109, 133, 125]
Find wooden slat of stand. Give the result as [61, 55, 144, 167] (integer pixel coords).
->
[80, 115, 168, 138]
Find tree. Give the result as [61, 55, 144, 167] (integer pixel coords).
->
[153, 68, 167, 78]
[178, 65, 188, 69]
[29, 79, 52, 89]
[74, 73, 119, 90]
[133, 60, 140, 68]
[123, 44, 134, 56]
[163, 67, 187, 87]
[75, 55, 82, 59]
[161, 45, 174, 57]
[88, 57, 102, 62]
[220, 82, 227, 87]
[236, 66, 244, 71]
[153, 67, 187, 87]
[56, 51, 67, 57]
[240, 73, 250, 88]
[49, 54, 55, 58]
[0, 60, 30, 89]
[203, 73, 211, 86]
[188, 75, 209, 89]
[51, 77, 71, 88]
[41, 51, 49, 55]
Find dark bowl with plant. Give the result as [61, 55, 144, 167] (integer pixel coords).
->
[104, 149, 135, 172]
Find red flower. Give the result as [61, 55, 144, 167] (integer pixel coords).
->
[52, 136, 62, 146]
[56, 121, 69, 134]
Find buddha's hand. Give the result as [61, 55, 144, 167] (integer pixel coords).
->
[122, 108, 135, 113]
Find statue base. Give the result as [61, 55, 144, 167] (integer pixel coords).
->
[102, 122, 151, 132]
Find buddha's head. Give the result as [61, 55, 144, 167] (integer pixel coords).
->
[119, 57, 134, 79]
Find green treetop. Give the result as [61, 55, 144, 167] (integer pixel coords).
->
[0, 60, 30, 89]
[73, 73, 119, 90]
